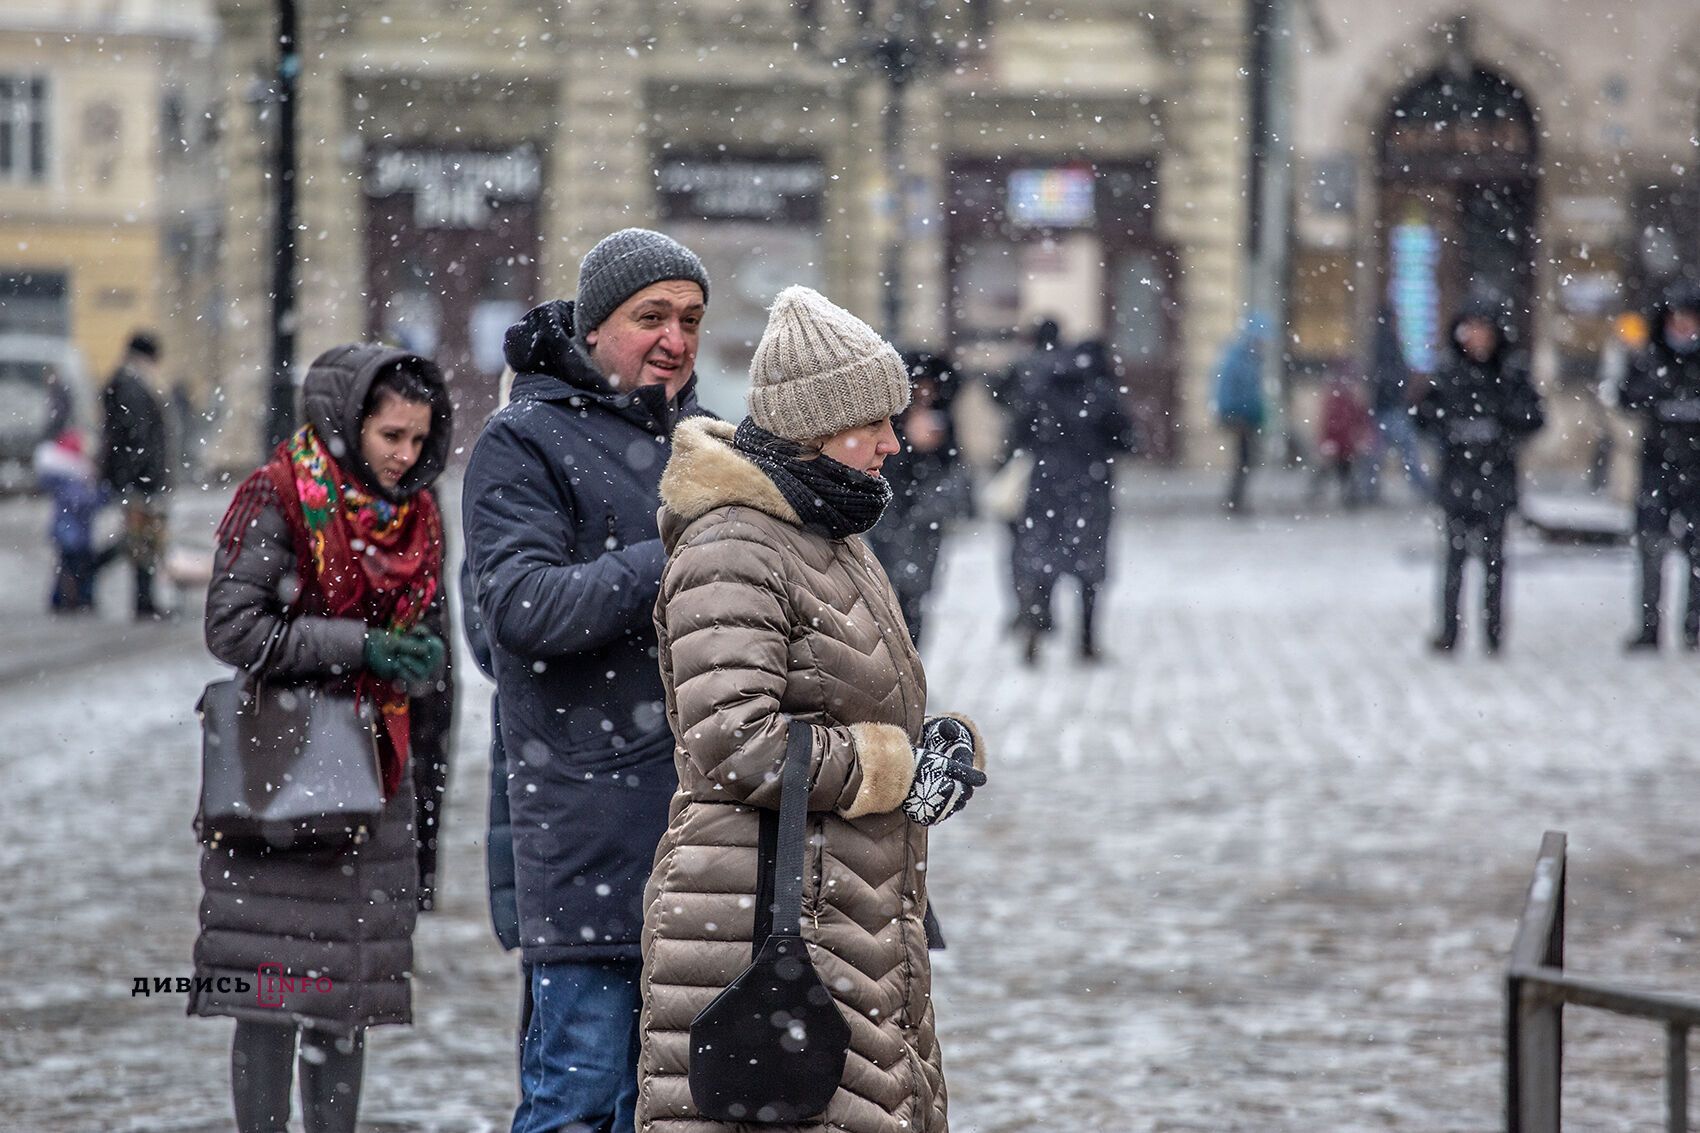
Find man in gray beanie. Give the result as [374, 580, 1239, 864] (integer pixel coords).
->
[461, 227, 710, 1133]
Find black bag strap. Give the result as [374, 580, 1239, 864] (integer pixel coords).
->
[770, 722, 813, 940]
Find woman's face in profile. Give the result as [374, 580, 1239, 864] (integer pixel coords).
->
[360, 395, 432, 490]
[817, 417, 901, 477]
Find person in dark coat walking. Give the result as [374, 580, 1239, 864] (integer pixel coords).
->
[1616, 282, 1700, 650]
[1011, 338, 1134, 664]
[190, 344, 454, 1133]
[1413, 302, 1545, 654]
[990, 318, 1064, 624]
[100, 331, 172, 618]
[867, 350, 972, 648]
[460, 228, 711, 1133]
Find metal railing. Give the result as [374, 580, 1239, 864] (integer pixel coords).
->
[1507, 831, 1700, 1132]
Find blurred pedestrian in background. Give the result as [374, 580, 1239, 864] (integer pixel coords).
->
[1360, 304, 1431, 503]
[988, 317, 1064, 625]
[1615, 282, 1700, 651]
[867, 350, 972, 648]
[1212, 313, 1270, 516]
[1414, 300, 1545, 654]
[32, 425, 114, 612]
[1010, 338, 1134, 664]
[100, 331, 171, 619]
[1591, 311, 1647, 492]
[1311, 370, 1371, 509]
[190, 345, 454, 1133]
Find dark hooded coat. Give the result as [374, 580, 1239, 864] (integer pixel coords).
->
[1012, 342, 1134, 587]
[190, 344, 455, 1035]
[461, 299, 708, 965]
[1414, 312, 1545, 521]
[101, 362, 171, 496]
[1617, 289, 1700, 535]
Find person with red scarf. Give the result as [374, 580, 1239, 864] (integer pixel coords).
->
[189, 344, 453, 1133]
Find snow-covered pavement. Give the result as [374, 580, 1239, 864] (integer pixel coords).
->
[3, 477, 1696, 1131]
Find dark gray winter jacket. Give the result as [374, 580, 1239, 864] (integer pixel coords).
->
[461, 299, 708, 964]
[190, 344, 454, 1034]
[101, 364, 171, 496]
[1618, 297, 1700, 525]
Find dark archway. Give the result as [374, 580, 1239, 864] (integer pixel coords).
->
[1377, 67, 1539, 371]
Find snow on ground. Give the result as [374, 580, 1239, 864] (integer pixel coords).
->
[2, 474, 1696, 1131]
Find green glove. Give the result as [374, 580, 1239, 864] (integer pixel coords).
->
[403, 625, 447, 681]
[363, 629, 433, 683]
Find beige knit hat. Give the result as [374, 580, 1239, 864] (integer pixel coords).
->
[747, 286, 911, 441]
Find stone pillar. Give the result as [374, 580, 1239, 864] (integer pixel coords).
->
[294, 55, 361, 358]
[542, 49, 654, 302]
[899, 76, 948, 350]
[1158, 3, 1250, 466]
[206, 2, 271, 473]
[827, 77, 890, 331]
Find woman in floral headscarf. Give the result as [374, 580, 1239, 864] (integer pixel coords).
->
[189, 344, 454, 1133]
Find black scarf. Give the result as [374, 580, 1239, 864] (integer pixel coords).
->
[733, 419, 893, 539]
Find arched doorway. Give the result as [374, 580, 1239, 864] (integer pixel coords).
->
[1377, 67, 1538, 372]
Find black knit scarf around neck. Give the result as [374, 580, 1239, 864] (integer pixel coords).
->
[733, 418, 893, 539]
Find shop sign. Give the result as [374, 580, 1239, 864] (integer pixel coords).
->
[658, 159, 824, 223]
[1008, 167, 1095, 228]
[1390, 221, 1441, 373]
[367, 146, 543, 229]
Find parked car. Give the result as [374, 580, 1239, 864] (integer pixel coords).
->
[0, 335, 91, 493]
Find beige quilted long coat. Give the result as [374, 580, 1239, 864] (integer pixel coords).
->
[637, 417, 983, 1133]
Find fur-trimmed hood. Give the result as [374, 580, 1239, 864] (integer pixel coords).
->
[656, 417, 801, 551]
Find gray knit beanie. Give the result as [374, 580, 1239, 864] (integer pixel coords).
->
[747, 286, 911, 441]
[573, 228, 710, 347]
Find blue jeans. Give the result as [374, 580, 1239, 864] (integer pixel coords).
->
[512, 959, 643, 1133]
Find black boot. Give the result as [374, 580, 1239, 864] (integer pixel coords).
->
[1629, 539, 1665, 651]
[1483, 524, 1506, 656]
[1434, 524, 1465, 655]
[1078, 584, 1101, 662]
[231, 1021, 295, 1133]
[1624, 625, 1660, 652]
[298, 1028, 364, 1133]
[134, 564, 163, 620]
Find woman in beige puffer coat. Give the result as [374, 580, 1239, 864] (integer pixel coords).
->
[637, 287, 987, 1133]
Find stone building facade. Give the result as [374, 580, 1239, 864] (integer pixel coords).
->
[1286, 3, 1700, 470]
[208, 0, 1250, 470]
[0, 1, 219, 444]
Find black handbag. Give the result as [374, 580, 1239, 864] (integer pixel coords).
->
[688, 723, 852, 1123]
[195, 621, 383, 852]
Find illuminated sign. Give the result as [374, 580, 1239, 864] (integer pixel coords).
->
[1008, 168, 1095, 228]
[1390, 221, 1441, 373]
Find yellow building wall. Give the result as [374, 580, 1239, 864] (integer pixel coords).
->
[0, 222, 162, 379]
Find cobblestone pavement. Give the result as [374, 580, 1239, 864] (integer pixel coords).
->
[2, 477, 1697, 1131]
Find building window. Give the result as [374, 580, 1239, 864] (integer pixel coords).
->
[0, 76, 48, 184]
[0, 271, 69, 335]
[161, 91, 188, 162]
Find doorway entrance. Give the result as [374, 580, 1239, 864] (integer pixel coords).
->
[1377, 68, 1538, 370]
[364, 145, 543, 440]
